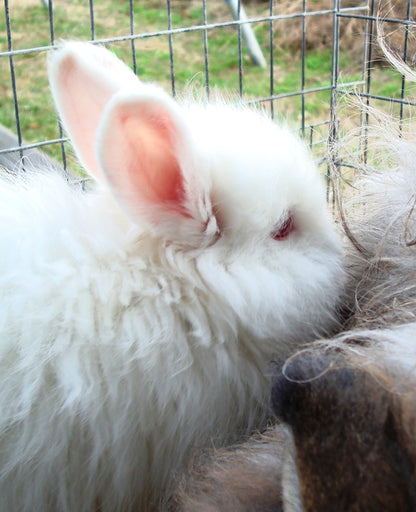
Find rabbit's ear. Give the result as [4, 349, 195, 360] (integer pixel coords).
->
[48, 42, 139, 180]
[96, 89, 219, 245]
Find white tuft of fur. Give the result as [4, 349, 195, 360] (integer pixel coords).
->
[0, 42, 343, 511]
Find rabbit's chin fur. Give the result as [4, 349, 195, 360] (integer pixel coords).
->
[0, 42, 343, 512]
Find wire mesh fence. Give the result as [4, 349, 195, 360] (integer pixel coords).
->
[0, 0, 415, 182]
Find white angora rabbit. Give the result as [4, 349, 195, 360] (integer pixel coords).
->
[0, 42, 342, 511]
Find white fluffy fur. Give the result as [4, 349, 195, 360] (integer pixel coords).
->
[0, 42, 342, 511]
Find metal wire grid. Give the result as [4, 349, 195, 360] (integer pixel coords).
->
[0, 0, 415, 176]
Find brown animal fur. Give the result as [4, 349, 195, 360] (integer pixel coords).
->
[171, 429, 286, 512]
[273, 337, 416, 511]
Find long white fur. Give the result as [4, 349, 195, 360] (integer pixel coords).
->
[0, 42, 342, 511]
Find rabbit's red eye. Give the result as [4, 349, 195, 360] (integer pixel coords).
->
[271, 214, 294, 241]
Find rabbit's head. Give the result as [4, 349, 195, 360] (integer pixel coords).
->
[48, 42, 343, 346]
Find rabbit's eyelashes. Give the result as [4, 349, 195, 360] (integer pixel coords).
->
[271, 213, 295, 241]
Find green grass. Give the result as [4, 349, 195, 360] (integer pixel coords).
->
[0, 0, 414, 168]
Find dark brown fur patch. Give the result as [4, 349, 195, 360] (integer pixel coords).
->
[272, 346, 416, 512]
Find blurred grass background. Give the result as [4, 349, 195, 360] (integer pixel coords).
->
[1, 0, 415, 171]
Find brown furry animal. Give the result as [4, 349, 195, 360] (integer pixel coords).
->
[171, 429, 286, 512]
[273, 333, 416, 511]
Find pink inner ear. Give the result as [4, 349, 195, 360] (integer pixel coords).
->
[98, 99, 193, 219]
[55, 57, 119, 181]
[122, 115, 185, 205]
